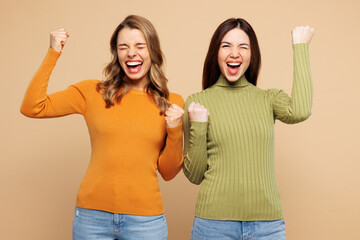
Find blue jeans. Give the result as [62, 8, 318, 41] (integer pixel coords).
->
[72, 207, 168, 240]
[191, 217, 286, 240]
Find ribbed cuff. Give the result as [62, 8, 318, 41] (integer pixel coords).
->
[166, 122, 183, 139]
[48, 47, 61, 58]
[190, 121, 208, 134]
[293, 43, 308, 52]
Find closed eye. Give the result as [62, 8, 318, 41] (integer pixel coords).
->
[136, 43, 147, 50]
[239, 44, 250, 49]
[221, 44, 230, 48]
[118, 44, 128, 50]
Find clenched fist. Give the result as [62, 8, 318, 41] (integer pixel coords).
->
[165, 104, 185, 128]
[188, 102, 209, 122]
[50, 28, 70, 53]
[292, 25, 314, 45]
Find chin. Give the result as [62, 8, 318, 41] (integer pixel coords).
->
[126, 73, 144, 81]
[224, 74, 241, 82]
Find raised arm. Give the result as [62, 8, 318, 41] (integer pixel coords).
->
[183, 98, 210, 185]
[271, 26, 314, 124]
[20, 29, 87, 118]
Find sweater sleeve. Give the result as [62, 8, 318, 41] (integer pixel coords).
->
[20, 48, 88, 118]
[157, 94, 185, 181]
[268, 43, 313, 124]
[182, 95, 209, 185]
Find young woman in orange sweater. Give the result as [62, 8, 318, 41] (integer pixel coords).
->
[21, 15, 184, 240]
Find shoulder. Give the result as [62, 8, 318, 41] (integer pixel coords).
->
[262, 88, 291, 104]
[264, 88, 283, 98]
[169, 92, 184, 108]
[247, 84, 282, 98]
[71, 79, 100, 97]
[72, 79, 100, 90]
[185, 88, 213, 103]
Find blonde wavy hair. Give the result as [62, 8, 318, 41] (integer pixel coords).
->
[97, 15, 169, 114]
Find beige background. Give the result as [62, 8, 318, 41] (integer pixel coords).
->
[1, 0, 360, 239]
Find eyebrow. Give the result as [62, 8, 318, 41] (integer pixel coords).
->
[221, 41, 250, 47]
[118, 43, 147, 47]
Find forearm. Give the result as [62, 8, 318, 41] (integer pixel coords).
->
[157, 124, 184, 181]
[183, 121, 208, 185]
[290, 43, 313, 120]
[20, 48, 61, 117]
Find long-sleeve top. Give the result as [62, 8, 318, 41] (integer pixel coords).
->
[183, 44, 312, 220]
[20, 48, 184, 216]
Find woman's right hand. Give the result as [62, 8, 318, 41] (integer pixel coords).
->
[50, 28, 70, 53]
[292, 25, 314, 45]
[188, 102, 209, 122]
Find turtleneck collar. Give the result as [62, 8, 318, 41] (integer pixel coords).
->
[214, 74, 250, 88]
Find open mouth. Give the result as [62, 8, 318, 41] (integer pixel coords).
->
[226, 62, 241, 75]
[227, 62, 241, 68]
[126, 61, 143, 73]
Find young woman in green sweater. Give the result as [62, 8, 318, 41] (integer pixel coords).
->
[183, 18, 314, 239]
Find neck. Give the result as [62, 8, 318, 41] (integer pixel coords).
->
[125, 76, 149, 90]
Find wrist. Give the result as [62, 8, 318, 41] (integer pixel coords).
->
[50, 46, 62, 53]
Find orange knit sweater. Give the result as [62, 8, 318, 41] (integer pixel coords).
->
[20, 48, 184, 216]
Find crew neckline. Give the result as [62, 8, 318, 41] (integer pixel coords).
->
[128, 88, 148, 96]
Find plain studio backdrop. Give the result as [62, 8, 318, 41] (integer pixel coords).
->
[1, 0, 359, 239]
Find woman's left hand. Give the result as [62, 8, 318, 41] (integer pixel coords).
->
[292, 25, 314, 44]
[165, 104, 185, 128]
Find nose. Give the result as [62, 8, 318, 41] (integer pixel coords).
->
[127, 47, 137, 58]
[229, 46, 240, 58]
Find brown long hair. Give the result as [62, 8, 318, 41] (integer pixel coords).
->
[97, 15, 169, 114]
[203, 18, 261, 89]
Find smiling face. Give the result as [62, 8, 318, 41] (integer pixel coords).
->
[217, 28, 251, 82]
[117, 27, 151, 89]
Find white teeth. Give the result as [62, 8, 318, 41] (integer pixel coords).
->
[126, 61, 142, 66]
[227, 62, 241, 66]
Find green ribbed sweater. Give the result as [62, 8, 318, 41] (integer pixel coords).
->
[183, 44, 312, 221]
